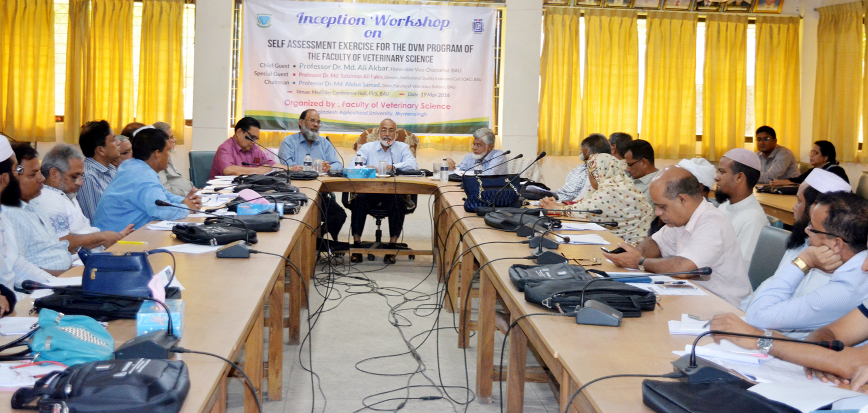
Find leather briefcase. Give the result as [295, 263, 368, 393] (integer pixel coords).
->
[642, 379, 799, 413]
[524, 278, 657, 317]
[204, 211, 280, 232]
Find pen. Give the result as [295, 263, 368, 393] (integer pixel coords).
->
[117, 241, 146, 245]
[653, 281, 686, 285]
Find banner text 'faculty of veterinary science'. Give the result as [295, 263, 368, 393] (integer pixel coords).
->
[243, 0, 496, 134]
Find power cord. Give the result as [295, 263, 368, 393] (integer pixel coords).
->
[561, 371, 686, 413]
[171, 347, 263, 413]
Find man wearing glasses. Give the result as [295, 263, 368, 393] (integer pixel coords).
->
[737, 172, 868, 338]
[755, 125, 800, 184]
[154, 122, 195, 196]
[444, 128, 506, 175]
[209, 117, 286, 179]
[30, 144, 134, 252]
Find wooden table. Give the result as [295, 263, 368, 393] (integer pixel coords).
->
[754, 191, 797, 226]
[0, 186, 321, 413]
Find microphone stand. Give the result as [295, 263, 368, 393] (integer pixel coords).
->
[459, 150, 513, 178]
[245, 133, 293, 184]
[21, 281, 179, 360]
[155, 200, 254, 258]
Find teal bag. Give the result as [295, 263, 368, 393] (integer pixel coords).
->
[29, 309, 114, 366]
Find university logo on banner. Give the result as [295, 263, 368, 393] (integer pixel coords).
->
[257, 14, 272, 28]
[473, 19, 484, 33]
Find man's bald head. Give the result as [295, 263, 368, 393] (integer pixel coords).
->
[649, 166, 704, 227]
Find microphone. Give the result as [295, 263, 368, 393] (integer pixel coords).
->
[244, 133, 292, 183]
[528, 228, 571, 251]
[515, 208, 603, 228]
[154, 200, 253, 257]
[460, 150, 514, 177]
[672, 329, 845, 383]
[487, 151, 546, 207]
[21, 281, 180, 360]
[324, 135, 346, 173]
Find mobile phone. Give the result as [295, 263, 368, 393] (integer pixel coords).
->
[601, 247, 626, 254]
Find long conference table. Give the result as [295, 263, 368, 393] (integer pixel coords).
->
[1, 175, 753, 413]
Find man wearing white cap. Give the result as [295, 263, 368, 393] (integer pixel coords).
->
[0, 137, 53, 315]
[676, 157, 718, 206]
[734, 170, 868, 338]
[714, 148, 769, 269]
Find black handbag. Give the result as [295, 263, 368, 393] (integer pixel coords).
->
[78, 248, 174, 298]
[33, 287, 182, 321]
[523, 278, 657, 317]
[462, 174, 523, 213]
[508, 262, 595, 292]
[287, 170, 319, 180]
[171, 224, 257, 245]
[642, 379, 800, 413]
[12, 358, 190, 413]
[223, 192, 308, 213]
[483, 209, 561, 232]
[204, 211, 280, 232]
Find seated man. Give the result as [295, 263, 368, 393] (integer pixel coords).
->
[94, 128, 202, 231]
[741, 177, 867, 337]
[677, 157, 717, 204]
[0, 138, 52, 310]
[210, 117, 285, 179]
[1, 144, 73, 275]
[30, 144, 133, 251]
[555, 134, 610, 202]
[445, 128, 507, 175]
[623, 139, 658, 205]
[78, 120, 121, 220]
[603, 166, 752, 306]
[277, 109, 346, 242]
[608, 132, 633, 161]
[350, 119, 418, 264]
[154, 122, 195, 196]
[112, 135, 133, 169]
[714, 148, 768, 269]
[755, 125, 799, 184]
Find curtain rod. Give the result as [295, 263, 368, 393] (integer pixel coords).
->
[542, 5, 799, 19]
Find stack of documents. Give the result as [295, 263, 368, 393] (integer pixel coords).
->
[0, 318, 37, 336]
[0, 362, 66, 387]
[146, 221, 202, 231]
[557, 234, 610, 245]
[668, 314, 711, 335]
[555, 222, 607, 231]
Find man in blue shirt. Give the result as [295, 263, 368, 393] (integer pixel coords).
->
[93, 128, 203, 231]
[444, 128, 507, 175]
[278, 109, 346, 242]
[350, 119, 418, 264]
[78, 120, 120, 221]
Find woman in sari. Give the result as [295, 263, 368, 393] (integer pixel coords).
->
[540, 153, 654, 244]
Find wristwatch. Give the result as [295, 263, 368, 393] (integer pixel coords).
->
[758, 330, 774, 354]
[638, 257, 646, 272]
[792, 257, 810, 275]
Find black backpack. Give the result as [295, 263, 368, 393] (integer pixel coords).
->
[12, 358, 190, 413]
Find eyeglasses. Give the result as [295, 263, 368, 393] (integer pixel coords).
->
[756, 137, 775, 142]
[807, 227, 850, 244]
[14, 165, 22, 175]
[305, 119, 321, 125]
[626, 160, 640, 167]
[471, 142, 486, 149]
[245, 133, 259, 142]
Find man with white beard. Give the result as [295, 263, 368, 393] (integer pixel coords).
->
[445, 128, 507, 175]
[278, 109, 346, 244]
[278, 109, 343, 172]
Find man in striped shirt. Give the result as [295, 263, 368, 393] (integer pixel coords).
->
[78, 120, 120, 220]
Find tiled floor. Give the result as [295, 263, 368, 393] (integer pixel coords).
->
[225, 195, 561, 413]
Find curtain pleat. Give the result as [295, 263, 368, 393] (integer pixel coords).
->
[702, 14, 747, 161]
[538, 7, 582, 156]
[755, 16, 800, 155]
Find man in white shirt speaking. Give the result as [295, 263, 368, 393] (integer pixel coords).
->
[29, 144, 133, 252]
[714, 148, 769, 269]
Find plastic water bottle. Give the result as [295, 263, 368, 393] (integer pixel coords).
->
[354, 155, 364, 168]
[440, 158, 449, 182]
[474, 160, 483, 175]
[303, 155, 313, 171]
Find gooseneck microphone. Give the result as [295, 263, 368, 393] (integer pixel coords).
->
[671, 329, 844, 383]
[488, 151, 546, 207]
[154, 200, 253, 257]
[460, 150, 514, 178]
[516, 208, 604, 228]
[244, 133, 293, 183]
[21, 280, 179, 360]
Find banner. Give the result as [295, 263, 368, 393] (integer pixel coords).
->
[243, 0, 496, 135]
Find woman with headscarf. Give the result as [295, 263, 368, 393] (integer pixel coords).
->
[540, 153, 654, 244]
[770, 140, 849, 185]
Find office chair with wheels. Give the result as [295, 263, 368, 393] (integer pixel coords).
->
[342, 128, 420, 262]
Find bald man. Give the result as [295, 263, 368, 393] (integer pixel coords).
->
[603, 166, 752, 306]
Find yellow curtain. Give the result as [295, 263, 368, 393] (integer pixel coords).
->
[137, 0, 185, 143]
[641, 12, 696, 159]
[702, 14, 747, 161]
[755, 16, 800, 155]
[538, 7, 581, 156]
[64, 0, 134, 143]
[580, 8, 639, 140]
[0, 0, 55, 142]
[813, 2, 863, 163]
[864, 0, 868, 161]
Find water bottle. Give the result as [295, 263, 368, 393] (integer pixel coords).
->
[303, 154, 313, 171]
[440, 158, 449, 182]
[354, 154, 364, 168]
[474, 160, 483, 175]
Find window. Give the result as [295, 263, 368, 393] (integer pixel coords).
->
[52, 0, 196, 121]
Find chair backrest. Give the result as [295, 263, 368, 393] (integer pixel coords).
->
[353, 128, 419, 157]
[798, 162, 812, 175]
[856, 171, 868, 200]
[747, 225, 791, 290]
[189, 151, 216, 188]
